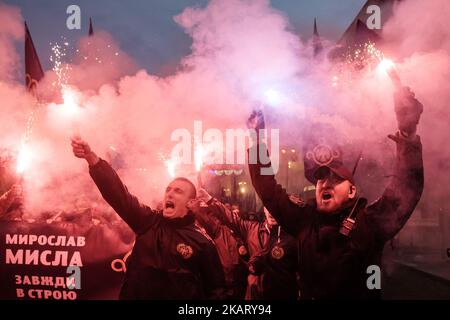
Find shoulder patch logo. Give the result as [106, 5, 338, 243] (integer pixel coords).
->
[238, 245, 248, 256]
[177, 243, 194, 259]
[271, 246, 285, 259]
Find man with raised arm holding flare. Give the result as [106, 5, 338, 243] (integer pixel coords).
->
[71, 137, 225, 300]
[247, 86, 424, 299]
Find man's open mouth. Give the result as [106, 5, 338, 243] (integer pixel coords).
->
[165, 201, 175, 209]
[322, 191, 332, 200]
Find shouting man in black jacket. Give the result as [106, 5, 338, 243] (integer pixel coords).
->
[247, 87, 424, 299]
[71, 137, 225, 300]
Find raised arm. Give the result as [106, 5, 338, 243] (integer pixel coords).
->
[190, 188, 254, 239]
[366, 88, 424, 241]
[208, 198, 255, 240]
[71, 137, 157, 234]
[247, 111, 313, 237]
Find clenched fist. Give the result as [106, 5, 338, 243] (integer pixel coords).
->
[247, 109, 266, 143]
[247, 109, 265, 131]
[394, 87, 423, 136]
[71, 136, 99, 166]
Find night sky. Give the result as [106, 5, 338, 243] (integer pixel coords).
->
[4, 0, 365, 75]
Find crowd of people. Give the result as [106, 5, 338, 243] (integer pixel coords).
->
[1, 86, 424, 300]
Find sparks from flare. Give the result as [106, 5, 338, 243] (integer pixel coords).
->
[50, 38, 72, 89]
[16, 106, 40, 174]
[344, 42, 385, 71]
[332, 41, 398, 89]
[50, 39, 85, 134]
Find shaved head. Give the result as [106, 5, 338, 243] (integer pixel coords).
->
[172, 177, 197, 199]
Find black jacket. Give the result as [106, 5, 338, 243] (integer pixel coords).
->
[249, 135, 424, 299]
[89, 159, 225, 299]
[192, 205, 248, 299]
[207, 199, 299, 300]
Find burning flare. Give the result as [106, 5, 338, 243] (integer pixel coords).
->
[16, 144, 32, 174]
[377, 58, 395, 73]
[166, 159, 177, 178]
[194, 143, 204, 172]
[377, 58, 403, 89]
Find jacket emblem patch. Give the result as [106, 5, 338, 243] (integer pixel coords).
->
[177, 243, 194, 259]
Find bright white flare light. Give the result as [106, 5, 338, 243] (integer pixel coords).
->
[194, 144, 204, 172]
[377, 59, 395, 74]
[61, 87, 81, 117]
[16, 144, 32, 174]
[264, 88, 282, 106]
[166, 159, 176, 178]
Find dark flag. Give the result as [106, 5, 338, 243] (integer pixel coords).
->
[313, 18, 323, 57]
[24, 21, 44, 94]
[89, 17, 94, 36]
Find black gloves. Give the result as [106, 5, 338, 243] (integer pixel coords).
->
[247, 110, 265, 131]
[393, 87, 423, 136]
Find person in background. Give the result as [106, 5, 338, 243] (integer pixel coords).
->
[188, 193, 248, 299]
[192, 189, 299, 300]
